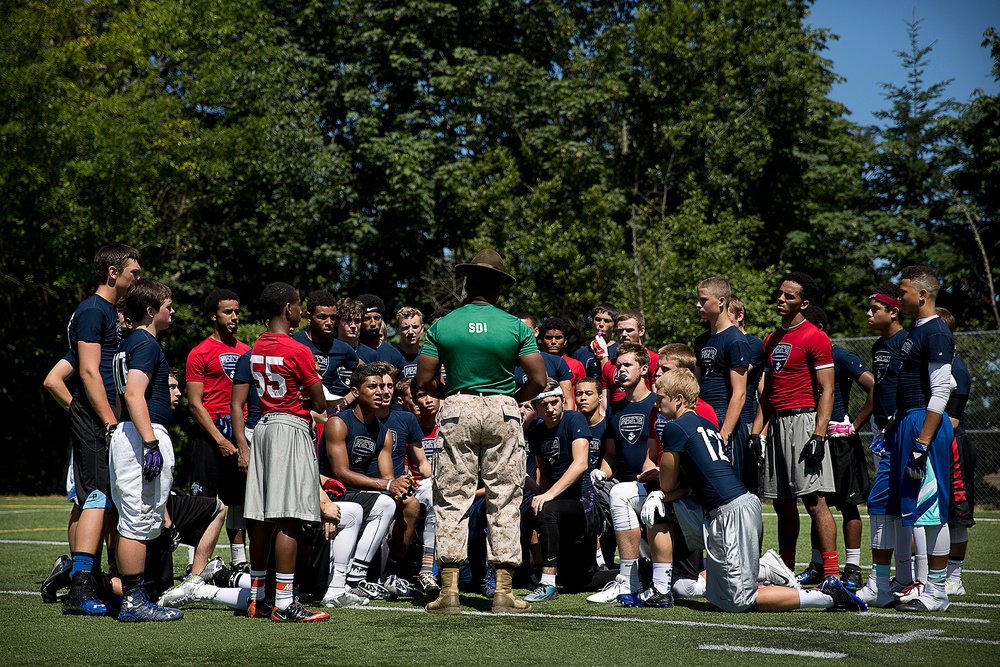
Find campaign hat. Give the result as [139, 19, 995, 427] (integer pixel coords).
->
[455, 248, 516, 285]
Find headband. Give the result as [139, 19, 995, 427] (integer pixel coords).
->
[533, 387, 564, 401]
[870, 292, 902, 311]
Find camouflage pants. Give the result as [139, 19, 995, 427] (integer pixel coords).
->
[433, 394, 526, 567]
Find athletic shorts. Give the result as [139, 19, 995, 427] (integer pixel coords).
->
[950, 427, 976, 526]
[109, 422, 174, 541]
[341, 489, 386, 522]
[867, 447, 893, 516]
[704, 492, 762, 613]
[827, 434, 871, 507]
[888, 408, 952, 527]
[761, 411, 835, 499]
[244, 413, 321, 523]
[189, 436, 246, 506]
[168, 491, 224, 548]
[69, 399, 112, 504]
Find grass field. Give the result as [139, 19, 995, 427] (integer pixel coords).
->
[2, 496, 999, 666]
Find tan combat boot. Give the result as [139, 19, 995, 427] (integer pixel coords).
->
[425, 567, 460, 614]
[491, 566, 531, 613]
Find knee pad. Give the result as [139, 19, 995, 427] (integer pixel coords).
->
[923, 524, 951, 557]
[950, 524, 968, 544]
[870, 515, 895, 550]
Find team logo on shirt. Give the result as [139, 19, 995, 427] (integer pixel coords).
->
[350, 436, 377, 467]
[700, 347, 718, 375]
[337, 366, 353, 387]
[401, 364, 417, 379]
[541, 438, 561, 466]
[619, 414, 645, 444]
[901, 339, 913, 359]
[313, 354, 329, 376]
[219, 353, 240, 380]
[771, 343, 792, 373]
[873, 350, 891, 382]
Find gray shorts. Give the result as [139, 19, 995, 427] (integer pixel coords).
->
[761, 411, 835, 499]
[244, 413, 321, 523]
[705, 492, 762, 613]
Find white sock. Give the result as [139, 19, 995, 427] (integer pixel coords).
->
[927, 567, 947, 602]
[619, 559, 638, 590]
[197, 583, 250, 610]
[912, 526, 928, 582]
[798, 589, 834, 609]
[595, 549, 606, 567]
[233, 573, 251, 589]
[275, 572, 294, 610]
[230, 542, 246, 566]
[672, 575, 706, 598]
[326, 568, 348, 597]
[846, 548, 861, 567]
[947, 559, 964, 582]
[652, 563, 672, 593]
[541, 573, 556, 586]
[187, 545, 196, 568]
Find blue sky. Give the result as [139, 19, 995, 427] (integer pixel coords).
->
[808, 0, 999, 127]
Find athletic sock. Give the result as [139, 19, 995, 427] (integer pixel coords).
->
[845, 548, 861, 568]
[346, 560, 370, 588]
[894, 522, 913, 584]
[233, 573, 251, 589]
[275, 572, 294, 610]
[120, 573, 143, 597]
[249, 568, 267, 602]
[947, 558, 964, 582]
[188, 545, 196, 569]
[595, 549, 606, 568]
[327, 569, 348, 596]
[231, 543, 246, 566]
[652, 563, 672, 594]
[540, 573, 556, 587]
[619, 559, 638, 591]
[798, 589, 834, 609]
[927, 567, 947, 602]
[811, 548, 822, 565]
[874, 563, 891, 594]
[70, 552, 95, 577]
[204, 584, 250, 610]
[821, 551, 839, 578]
[913, 554, 928, 583]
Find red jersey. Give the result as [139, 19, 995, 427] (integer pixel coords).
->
[250, 333, 321, 422]
[185, 336, 251, 416]
[563, 355, 586, 386]
[695, 398, 720, 427]
[762, 319, 833, 412]
[602, 348, 660, 403]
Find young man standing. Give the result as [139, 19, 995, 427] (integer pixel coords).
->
[109, 279, 183, 621]
[185, 289, 251, 571]
[355, 294, 406, 369]
[64, 243, 141, 616]
[244, 283, 329, 623]
[517, 314, 575, 409]
[539, 317, 587, 388]
[293, 290, 360, 406]
[395, 306, 425, 379]
[574, 303, 619, 379]
[728, 296, 765, 493]
[751, 272, 839, 580]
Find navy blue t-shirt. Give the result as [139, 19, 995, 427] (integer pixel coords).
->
[292, 331, 359, 396]
[396, 345, 421, 379]
[949, 354, 972, 427]
[896, 318, 955, 412]
[694, 326, 751, 425]
[659, 411, 746, 511]
[516, 351, 572, 387]
[528, 410, 591, 499]
[380, 404, 423, 477]
[832, 344, 868, 422]
[357, 341, 406, 373]
[68, 294, 122, 409]
[739, 333, 764, 425]
[232, 350, 262, 429]
[582, 415, 607, 494]
[114, 329, 172, 428]
[871, 329, 907, 427]
[330, 409, 390, 481]
[606, 392, 658, 481]
[574, 341, 618, 380]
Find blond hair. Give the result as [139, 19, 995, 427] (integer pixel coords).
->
[655, 369, 699, 409]
[657, 343, 696, 372]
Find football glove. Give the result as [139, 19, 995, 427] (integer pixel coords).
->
[640, 490, 668, 527]
[749, 434, 765, 464]
[590, 469, 607, 489]
[591, 335, 609, 360]
[215, 413, 234, 440]
[905, 440, 929, 481]
[800, 434, 825, 466]
[827, 417, 855, 438]
[323, 477, 346, 500]
[162, 524, 181, 551]
[142, 440, 163, 481]
[869, 428, 887, 456]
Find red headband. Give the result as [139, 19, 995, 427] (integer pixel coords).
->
[870, 293, 902, 311]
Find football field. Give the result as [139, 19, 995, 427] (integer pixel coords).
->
[2, 496, 999, 666]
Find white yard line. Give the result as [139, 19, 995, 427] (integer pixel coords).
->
[698, 645, 845, 658]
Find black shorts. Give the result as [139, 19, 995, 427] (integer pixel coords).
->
[671, 521, 704, 582]
[827, 434, 871, 507]
[168, 491, 224, 547]
[950, 427, 977, 525]
[189, 437, 246, 506]
[69, 399, 110, 500]
[342, 489, 384, 522]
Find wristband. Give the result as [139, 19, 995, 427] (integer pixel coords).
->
[143, 439, 159, 449]
[386, 479, 392, 492]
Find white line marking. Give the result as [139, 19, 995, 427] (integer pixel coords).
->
[977, 593, 1000, 597]
[952, 602, 1000, 609]
[760, 512, 1000, 523]
[966, 569, 1000, 575]
[874, 629, 944, 643]
[861, 610, 989, 624]
[698, 644, 846, 658]
[0, 540, 67, 546]
[0, 590, 40, 596]
[0, 509, 63, 515]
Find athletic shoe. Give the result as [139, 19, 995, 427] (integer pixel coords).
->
[895, 580, 924, 603]
[158, 574, 205, 608]
[41, 555, 72, 603]
[270, 600, 330, 623]
[586, 576, 633, 604]
[796, 562, 824, 588]
[354, 580, 393, 601]
[759, 549, 800, 589]
[945, 578, 966, 596]
[840, 563, 863, 592]
[524, 584, 558, 602]
[62, 571, 108, 616]
[200, 557, 226, 585]
[415, 571, 440, 596]
[382, 574, 418, 598]
[231, 561, 251, 575]
[323, 589, 369, 608]
[890, 577, 909, 594]
[118, 588, 183, 622]
[857, 584, 897, 609]
[896, 594, 949, 613]
[482, 565, 497, 599]
[246, 598, 274, 619]
[617, 586, 673, 608]
[820, 577, 867, 612]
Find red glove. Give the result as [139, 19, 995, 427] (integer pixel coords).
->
[323, 477, 346, 500]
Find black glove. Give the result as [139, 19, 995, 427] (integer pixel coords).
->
[749, 434, 765, 465]
[800, 434, 825, 466]
[162, 524, 181, 551]
[215, 413, 234, 440]
[905, 440, 929, 481]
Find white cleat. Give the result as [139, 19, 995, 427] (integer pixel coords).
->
[323, 589, 369, 608]
[158, 574, 205, 608]
[758, 549, 800, 589]
[857, 584, 897, 608]
[586, 576, 633, 604]
[945, 579, 966, 596]
[895, 580, 924, 603]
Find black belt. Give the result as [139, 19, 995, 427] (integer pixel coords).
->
[773, 407, 816, 418]
[452, 389, 506, 397]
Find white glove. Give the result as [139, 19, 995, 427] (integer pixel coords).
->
[591, 334, 609, 360]
[641, 490, 667, 527]
[590, 469, 607, 488]
[827, 416, 856, 438]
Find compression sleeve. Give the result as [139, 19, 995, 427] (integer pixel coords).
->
[927, 362, 953, 415]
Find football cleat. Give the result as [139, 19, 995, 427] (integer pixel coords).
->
[157, 574, 205, 608]
[270, 601, 330, 622]
[840, 563, 863, 591]
[354, 580, 393, 601]
[945, 579, 966, 596]
[62, 571, 108, 616]
[617, 586, 673, 608]
[200, 557, 226, 585]
[820, 577, 867, 612]
[41, 555, 72, 603]
[524, 584, 559, 602]
[246, 598, 274, 619]
[759, 549, 800, 588]
[482, 565, 497, 599]
[415, 571, 440, 596]
[118, 588, 183, 622]
[895, 580, 924, 603]
[889, 577, 909, 594]
[857, 584, 897, 609]
[796, 562, 824, 588]
[586, 576, 633, 604]
[382, 574, 418, 598]
[896, 594, 949, 613]
[231, 561, 251, 575]
[323, 589, 369, 608]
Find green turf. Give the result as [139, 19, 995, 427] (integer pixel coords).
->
[2, 496, 999, 666]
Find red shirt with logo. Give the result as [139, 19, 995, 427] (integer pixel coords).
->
[185, 336, 251, 416]
[250, 333, 321, 422]
[762, 319, 834, 412]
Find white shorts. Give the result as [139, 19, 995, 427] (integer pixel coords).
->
[610, 481, 651, 531]
[110, 422, 174, 541]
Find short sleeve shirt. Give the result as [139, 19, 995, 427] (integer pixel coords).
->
[381, 405, 423, 477]
[528, 410, 591, 499]
[250, 333, 321, 422]
[582, 415, 607, 494]
[330, 409, 390, 481]
[831, 344, 868, 421]
[291, 331, 359, 396]
[68, 294, 122, 408]
[871, 329, 907, 426]
[694, 326, 751, 424]
[896, 317, 955, 412]
[185, 336, 250, 416]
[762, 320, 834, 411]
[114, 329, 172, 428]
[739, 333, 765, 424]
[232, 350, 262, 429]
[659, 411, 746, 511]
[607, 392, 659, 481]
[575, 341, 618, 379]
[516, 351, 572, 387]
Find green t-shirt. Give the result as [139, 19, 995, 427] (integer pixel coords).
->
[422, 303, 538, 396]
